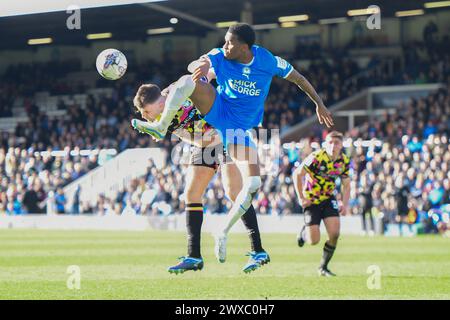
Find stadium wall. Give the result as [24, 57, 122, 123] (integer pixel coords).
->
[402, 11, 450, 42]
[61, 148, 167, 210]
[0, 36, 199, 73]
[280, 83, 444, 142]
[1, 12, 448, 73]
[0, 214, 373, 235]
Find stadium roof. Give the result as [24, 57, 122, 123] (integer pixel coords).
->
[0, 0, 448, 49]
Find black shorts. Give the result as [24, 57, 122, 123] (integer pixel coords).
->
[189, 143, 232, 171]
[303, 197, 340, 226]
[397, 205, 408, 216]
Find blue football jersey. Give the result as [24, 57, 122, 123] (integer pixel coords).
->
[207, 45, 293, 129]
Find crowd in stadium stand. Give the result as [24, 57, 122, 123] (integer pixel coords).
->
[3, 86, 448, 235]
[92, 86, 449, 235]
[0, 146, 100, 214]
[347, 87, 450, 235]
[0, 39, 449, 236]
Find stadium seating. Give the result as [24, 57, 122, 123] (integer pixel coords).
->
[0, 41, 449, 235]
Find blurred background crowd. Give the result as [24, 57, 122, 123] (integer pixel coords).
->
[1, 30, 449, 236]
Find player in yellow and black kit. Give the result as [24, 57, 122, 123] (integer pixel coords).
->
[293, 131, 351, 276]
[131, 77, 269, 274]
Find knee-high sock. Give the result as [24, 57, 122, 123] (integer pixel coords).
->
[320, 241, 336, 269]
[186, 203, 203, 258]
[240, 205, 264, 252]
[223, 176, 261, 235]
[298, 224, 306, 242]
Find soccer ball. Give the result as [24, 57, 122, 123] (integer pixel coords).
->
[96, 48, 128, 80]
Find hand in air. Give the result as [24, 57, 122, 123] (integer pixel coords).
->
[316, 103, 334, 128]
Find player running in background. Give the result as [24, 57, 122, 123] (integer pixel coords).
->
[132, 79, 268, 274]
[135, 23, 334, 264]
[293, 131, 351, 277]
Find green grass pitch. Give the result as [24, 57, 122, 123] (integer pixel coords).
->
[0, 229, 449, 299]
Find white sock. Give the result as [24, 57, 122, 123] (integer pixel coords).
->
[223, 176, 261, 235]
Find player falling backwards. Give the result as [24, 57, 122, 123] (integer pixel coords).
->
[133, 77, 268, 273]
[293, 131, 350, 277]
[133, 23, 334, 265]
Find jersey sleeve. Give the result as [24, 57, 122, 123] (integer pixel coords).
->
[265, 49, 293, 78]
[301, 153, 318, 175]
[341, 156, 350, 178]
[206, 48, 224, 72]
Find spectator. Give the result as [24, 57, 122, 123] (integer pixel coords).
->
[423, 21, 438, 46]
[359, 176, 375, 235]
[55, 187, 66, 214]
[22, 184, 41, 214]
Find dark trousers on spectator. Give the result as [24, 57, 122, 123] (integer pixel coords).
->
[361, 207, 375, 233]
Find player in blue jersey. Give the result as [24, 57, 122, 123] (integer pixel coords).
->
[135, 23, 334, 263]
[132, 77, 268, 274]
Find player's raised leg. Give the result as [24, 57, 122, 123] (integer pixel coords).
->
[221, 162, 269, 272]
[318, 216, 340, 277]
[223, 143, 261, 234]
[168, 164, 215, 274]
[293, 165, 320, 247]
[298, 222, 321, 247]
[135, 75, 216, 141]
[214, 142, 262, 263]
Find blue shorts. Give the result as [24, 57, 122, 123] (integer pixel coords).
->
[203, 93, 257, 151]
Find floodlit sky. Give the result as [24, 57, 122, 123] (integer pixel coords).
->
[0, 0, 165, 17]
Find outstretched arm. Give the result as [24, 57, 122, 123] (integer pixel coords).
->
[285, 69, 334, 128]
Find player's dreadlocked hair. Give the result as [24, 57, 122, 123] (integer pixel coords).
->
[133, 84, 161, 112]
[228, 23, 255, 49]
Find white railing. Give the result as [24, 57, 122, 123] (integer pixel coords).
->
[280, 89, 368, 140]
[281, 83, 444, 141]
[62, 148, 167, 210]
